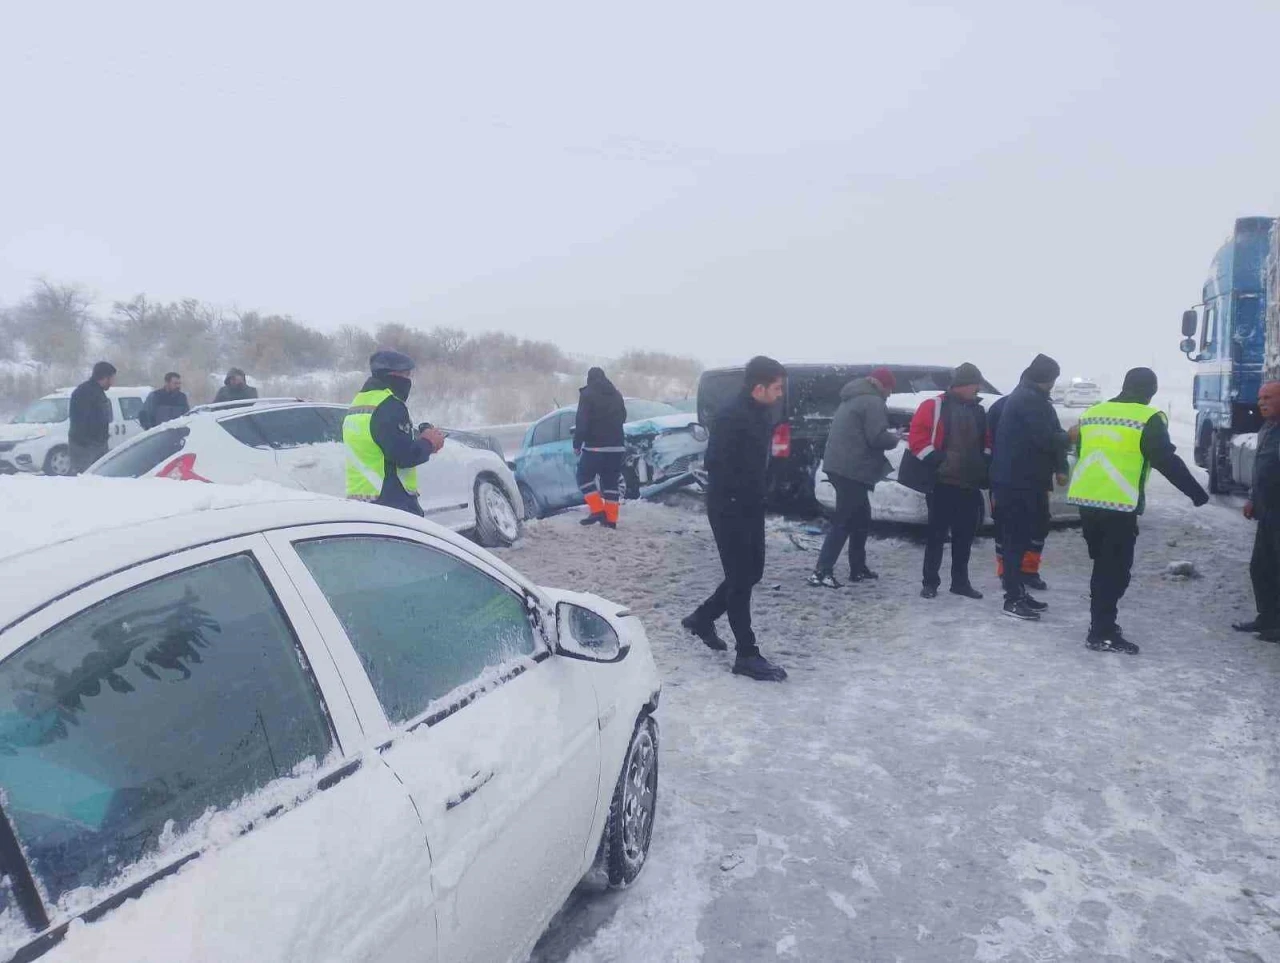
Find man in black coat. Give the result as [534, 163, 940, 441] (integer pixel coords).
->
[574, 367, 628, 529]
[988, 392, 1059, 592]
[682, 356, 789, 682]
[1234, 380, 1280, 642]
[68, 361, 117, 474]
[990, 354, 1070, 621]
[214, 368, 259, 404]
[138, 372, 190, 429]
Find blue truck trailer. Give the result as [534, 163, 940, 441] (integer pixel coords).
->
[1180, 216, 1278, 493]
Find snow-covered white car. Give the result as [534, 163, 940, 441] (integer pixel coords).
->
[0, 477, 661, 963]
[1060, 379, 1102, 408]
[0, 386, 150, 476]
[85, 399, 524, 547]
[815, 393, 1082, 524]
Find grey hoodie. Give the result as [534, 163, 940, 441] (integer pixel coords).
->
[822, 378, 900, 487]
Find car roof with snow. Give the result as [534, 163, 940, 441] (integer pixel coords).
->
[41, 385, 153, 398]
[0, 476, 525, 632]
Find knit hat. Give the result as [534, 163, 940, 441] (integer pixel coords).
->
[951, 362, 984, 389]
[369, 350, 416, 374]
[868, 367, 897, 393]
[1021, 354, 1061, 384]
[1121, 367, 1159, 399]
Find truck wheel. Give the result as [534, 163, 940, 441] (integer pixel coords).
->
[1206, 431, 1228, 495]
[473, 477, 522, 547]
[43, 446, 72, 476]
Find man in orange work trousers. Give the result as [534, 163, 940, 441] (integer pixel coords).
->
[576, 367, 628, 529]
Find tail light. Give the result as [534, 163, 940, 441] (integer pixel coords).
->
[771, 422, 792, 458]
[157, 453, 211, 482]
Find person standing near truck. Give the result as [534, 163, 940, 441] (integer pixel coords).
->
[807, 367, 901, 588]
[574, 367, 628, 530]
[683, 356, 789, 682]
[1233, 380, 1280, 642]
[344, 350, 445, 516]
[1067, 367, 1209, 653]
[908, 363, 989, 600]
[68, 361, 117, 474]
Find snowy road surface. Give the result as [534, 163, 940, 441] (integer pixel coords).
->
[508, 476, 1280, 962]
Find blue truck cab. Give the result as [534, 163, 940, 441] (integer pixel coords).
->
[1180, 216, 1276, 492]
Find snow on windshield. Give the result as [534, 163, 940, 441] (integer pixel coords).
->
[12, 398, 69, 424]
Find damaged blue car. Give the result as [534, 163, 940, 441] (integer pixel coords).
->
[510, 399, 708, 519]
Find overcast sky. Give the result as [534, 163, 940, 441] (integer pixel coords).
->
[3, 1, 1278, 392]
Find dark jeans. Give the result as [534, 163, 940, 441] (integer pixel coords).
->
[993, 486, 1046, 601]
[1080, 508, 1139, 632]
[923, 483, 985, 589]
[693, 503, 766, 656]
[576, 450, 623, 502]
[1251, 516, 1280, 627]
[993, 491, 1050, 577]
[816, 475, 872, 576]
[69, 441, 108, 475]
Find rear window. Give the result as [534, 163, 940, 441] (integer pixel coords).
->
[623, 400, 678, 421]
[90, 428, 190, 478]
[219, 407, 340, 450]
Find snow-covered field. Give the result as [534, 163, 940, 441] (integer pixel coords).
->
[514, 475, 1280, 962]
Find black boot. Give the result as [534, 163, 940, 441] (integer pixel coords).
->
[732, 652, 788, 681]
[1232, 618, 1273, 633]
[1023, 574, 1048, 591]
[921, 585, 939, 599]
[1020, 593, 1048, 611]
[849, 566, 879, 582]
[1002, 598, 1041, 621]
[580, 513, 605, 527]
[1086, 626, 1140, 654]
[807, 571, 843, 589]
[681, 614, 727, 651]
[950, 584, 984, 600]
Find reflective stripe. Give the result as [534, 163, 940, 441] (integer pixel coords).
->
[583, 446, 627, 453]
[1066, 401, 1161, 513]
[343, 388, 419, 498]
[1077, 416, 1149, 431]
[346, 405, 380, 415]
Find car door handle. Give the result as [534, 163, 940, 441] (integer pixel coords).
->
[295, 459, 319, 469]
[446, 770, 495, 811]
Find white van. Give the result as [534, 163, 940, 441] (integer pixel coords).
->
[0, 386, 151, 475]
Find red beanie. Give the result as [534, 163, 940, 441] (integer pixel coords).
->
[869, 367, 897, 393]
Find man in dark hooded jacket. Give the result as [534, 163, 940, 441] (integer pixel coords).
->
[214, 368, 259, 404]
[68, 361, 116, 474]
[991, 354, 1070, 621]
[574, 367, 628, 529]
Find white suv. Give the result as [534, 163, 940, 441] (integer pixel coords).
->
[86, 399, 525, 546]
[0, 386, 151, 475]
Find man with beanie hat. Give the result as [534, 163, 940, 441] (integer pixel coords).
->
[908, 363, 989, 599]
[684, 356, 790, 682]
[343, 349, 446, 515]
[808, 367, 901, 587]
[214, 368, 259, 404]
[1067, 367, 1208, 653]
[574, 367, 628, 529]
[990, 354, 1070, 620]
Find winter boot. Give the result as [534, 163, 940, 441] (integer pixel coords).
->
[950, 584, 984, 600]
[1019, 593, 1048, 611]
[1002, 598, 1042, 621]
[1258, 628, 1280, 643]
[849, 566, 879, 582]
[681, 614, 727, 651]
[920, 585, 938, 599]
[807, 571, 843, 589]
[732, 653, 788, 682]
[603, 520, 618, 530]
[580, 513, 605, 527]
[1023, 574, 1049, 592]
[1232, 618, 1273, 633]
[1086, 627, 1140, 654]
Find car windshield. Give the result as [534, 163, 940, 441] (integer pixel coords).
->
[625, 400, 679, 421]
[12, 398, 69, 424]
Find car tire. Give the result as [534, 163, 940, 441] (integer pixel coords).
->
[518, 482, 543, 521]
[473, 476, 522, 547]
[43, 446, 72, 477]
[604, 715, 658, 888]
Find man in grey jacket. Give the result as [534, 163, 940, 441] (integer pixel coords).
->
[809, 368, 901, 587]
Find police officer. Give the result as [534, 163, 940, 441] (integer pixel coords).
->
[344, 350, 445, 516]
[1067, 367, 1208, 654]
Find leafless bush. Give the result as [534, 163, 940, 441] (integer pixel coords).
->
[8, 281, 94, 367]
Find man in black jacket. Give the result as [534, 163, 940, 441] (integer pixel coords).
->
[1068, 368, 1209, 653]
[988, 392, 1057, 592]
[68, 361, 117, 474]
[139, 372, 190, 429]
[574, 368, 628, 529]
[1234, 381, 1280, 642]
[214, 368, 259, 404]
[683, 356, 789, 682]
[990, 354, 1070, 621]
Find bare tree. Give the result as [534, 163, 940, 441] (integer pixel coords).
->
[10, 280, 94, 365]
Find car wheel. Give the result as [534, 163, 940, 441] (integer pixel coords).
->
[43, 446, 72, 476]
[518, 482, 542, 521]
[473, 476, 522, 547]
[605, 716, 658, 888]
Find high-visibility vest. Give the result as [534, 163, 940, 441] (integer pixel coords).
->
[1066, 401, 1163, 513]
[344, 388, 419, 500]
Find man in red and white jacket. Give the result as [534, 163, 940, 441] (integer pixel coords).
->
[908, 363, 990, 599]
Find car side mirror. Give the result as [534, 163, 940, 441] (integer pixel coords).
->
[1181, 310, 1198, 337]
[556, 603, 627, 662]
[1180, 337, 1197, 356]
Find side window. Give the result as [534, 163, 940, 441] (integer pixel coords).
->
[246, 408, 334, 449]
[89, 427, 190, 477]
[219, 415, 270, 448]
[314, 407, 348, 442]
[0, 555, 333, 904]
[118, 397, 144, 422]
[1202, 302, 1219, 354]
[555, 411, 577, 443]
[293, 537, 537, 724]
[529, 416, 558, 448]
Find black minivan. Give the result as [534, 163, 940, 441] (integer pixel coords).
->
[696, 364, 1000, 514]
